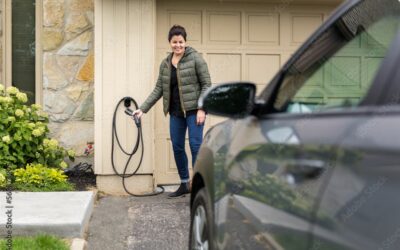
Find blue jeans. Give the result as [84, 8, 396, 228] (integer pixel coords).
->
[170, 114, 204, 183]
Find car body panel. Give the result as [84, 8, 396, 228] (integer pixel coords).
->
[309, 24, 400, 250]
[311, 113, 400, 250]
[210, 111, 370, 249]
[190, 0, 400, 249]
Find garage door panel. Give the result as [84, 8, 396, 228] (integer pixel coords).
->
[168, 11, 202, 43]
[207, 12, 241, 44]
[155, 138, 180, 184]
[208, 53, 242, 83]
[325, 56, 361, 87]
[281, 53, 293, 67]
[366, 17, 400, 46]
[246, 54, 280, 85]
[209, 115, 227, 128]
[155, 102, 168, 133]
[255, 84, 266, 95]
[347, 35, 362, 48]
[301, 68, 324, 87]
[246, 13, 280, 45]
[364, 57, 385, 86]
[290, 13, 324, 45]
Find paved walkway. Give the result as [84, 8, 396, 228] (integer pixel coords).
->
[86, 190, 191, 250]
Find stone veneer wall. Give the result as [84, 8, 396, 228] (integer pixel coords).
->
[42, 0, 94, 160]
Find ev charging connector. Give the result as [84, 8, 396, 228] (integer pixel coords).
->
[124, 108, 141, 128]
[110, 96, 164, 196]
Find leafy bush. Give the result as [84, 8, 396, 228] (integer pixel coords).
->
[0, 84, 75, 191]
[12, 163, 74, 191]
[0, 170, 6, 188]
[0, 85, 75, 169]
[14, 163, 71, 187]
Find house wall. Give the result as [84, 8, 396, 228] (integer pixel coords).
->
[94, 0, 343, 194]
[94, 0, 157, 195]
[34, 0, 344, 194]
[42, 0, 95, 162]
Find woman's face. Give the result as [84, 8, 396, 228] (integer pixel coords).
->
[169, 35, 186, 56]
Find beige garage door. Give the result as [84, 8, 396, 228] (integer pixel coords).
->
[155, 0, 336, 184]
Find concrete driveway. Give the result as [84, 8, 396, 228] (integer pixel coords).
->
[86, 189, 191, 250]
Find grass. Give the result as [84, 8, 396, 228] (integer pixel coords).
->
[0, 234, 69, 250]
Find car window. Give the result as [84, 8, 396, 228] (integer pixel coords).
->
[273, 0, 400, 114]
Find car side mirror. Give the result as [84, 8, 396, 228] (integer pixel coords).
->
[198, 82, 256, 118]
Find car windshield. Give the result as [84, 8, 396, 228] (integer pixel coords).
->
[272, 0, 400, 113]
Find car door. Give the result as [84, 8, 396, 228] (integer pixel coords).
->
[217, 1, 400, 249]
[217, 115, 340, 250]
[310, 22, 400, 250]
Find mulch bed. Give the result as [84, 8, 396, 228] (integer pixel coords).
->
[65, 162, 96, 191]
[68, 174, 96, 191]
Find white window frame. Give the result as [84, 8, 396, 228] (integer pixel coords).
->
[2, 0, 43, 105]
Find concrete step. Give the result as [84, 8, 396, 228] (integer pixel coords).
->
[0, 191, 96, 238]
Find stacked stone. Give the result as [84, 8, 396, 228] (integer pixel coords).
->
[42, 0, 94, 158]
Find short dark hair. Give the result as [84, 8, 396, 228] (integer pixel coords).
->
[168, 25, 187, 42]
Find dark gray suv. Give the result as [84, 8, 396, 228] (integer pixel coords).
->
[189, 0, 400, 249]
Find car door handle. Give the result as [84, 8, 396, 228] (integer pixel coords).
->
[285, 159, 326, 179]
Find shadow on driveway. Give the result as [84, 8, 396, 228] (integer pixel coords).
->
[87, 191, 190, 250]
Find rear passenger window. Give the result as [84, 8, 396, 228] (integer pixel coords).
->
[273, 4, 400, 114]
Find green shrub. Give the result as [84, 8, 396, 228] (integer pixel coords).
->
[0, 170, 6, 188]
[0, 85, 75, 171]
[0, 84, 76, 191]
[12, 163, 74, 191]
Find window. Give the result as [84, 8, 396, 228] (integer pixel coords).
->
[12, 0, 36, 103]
[2, 0, 40, 104]
[273, 1, 400, 114]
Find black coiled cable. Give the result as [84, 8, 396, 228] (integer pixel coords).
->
[111, 97, 164, 196]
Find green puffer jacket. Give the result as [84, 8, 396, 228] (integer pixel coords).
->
[140, 47, 211, 115]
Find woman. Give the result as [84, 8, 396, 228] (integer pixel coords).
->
[133, 25, 211, 198]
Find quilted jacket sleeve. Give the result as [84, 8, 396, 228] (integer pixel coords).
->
[139, 62, 164, 113]
[194, 53, 212, 98]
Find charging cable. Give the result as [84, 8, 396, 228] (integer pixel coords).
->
[111, 97, 164, 196]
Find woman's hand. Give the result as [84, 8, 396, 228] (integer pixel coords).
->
[133, 109, 144, 119]
[196, 109, 206, 125]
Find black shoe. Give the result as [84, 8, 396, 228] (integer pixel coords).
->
[168, 183, 190, 198]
